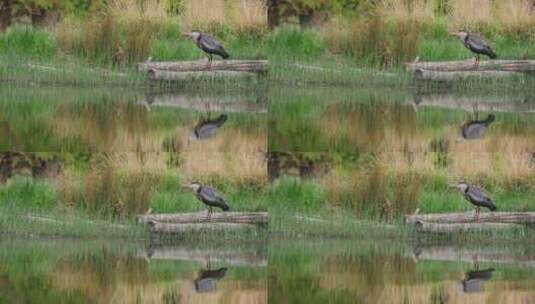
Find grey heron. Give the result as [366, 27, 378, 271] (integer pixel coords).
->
[192, 114, 228, 140]
[183, 182, 230, 219]
[450, 182, 496, 221]
[194, 267, 228, 293]
[450, 31, 497, 68]
[183, 31, 229, 67]
[460, 114, 495, 140]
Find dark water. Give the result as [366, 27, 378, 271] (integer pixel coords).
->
[2, 85, 535, 153]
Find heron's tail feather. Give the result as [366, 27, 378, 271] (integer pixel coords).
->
[488, 203, 497, 211]
[222, 204, 230, 211]
[488, 49, 497, 59]
[220, 49, 230, 59]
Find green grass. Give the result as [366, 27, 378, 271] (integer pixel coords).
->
[2, 21, 535, 87]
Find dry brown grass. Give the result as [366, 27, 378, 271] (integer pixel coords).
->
[180, 0, 266, 32]
[124, 17, 160, 63]
[81, 14, 120, 61]
[379, 0, 434, 22]
[179, 152, 266, 185]
[344, 13, 420, 67]
[495, 0, 535, 40]
[319, 160, 421, 219]
[226, 0, 267, 34]
[55, 17, 82, 55]
[180, 0, 227, 32]
[107, 0, 168, 20]
[320, 17, 352, 54]
[448, 0, 493, 30]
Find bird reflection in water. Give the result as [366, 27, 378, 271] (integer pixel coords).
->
[191, 113, 228, 140]
[462, 268, 495, 293]
[194, 267, 228, 293]
[459, 114, 495, 140]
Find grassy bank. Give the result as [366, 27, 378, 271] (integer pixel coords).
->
[1, 85, 535, 239]
[1, 0, 535, 86]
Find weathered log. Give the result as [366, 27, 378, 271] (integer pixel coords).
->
[147, 221, 256, 233]
[139, 94, 266, 113]
[414, 221, 522, 233]
[140, 246, 267, 267]
[139, 211, 268, 225]
[411, 245, 535, 267]
[409, 94, 535, 113]
[407, 60, 535, 72]
[406, 212, 535, 224]
[147, 69, 257, 81]
[139, 59, 268, 73]
[413, 68, 523, 81]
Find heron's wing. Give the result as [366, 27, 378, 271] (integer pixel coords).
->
[200, 186, 225, 203]
[468, 185, 492, 203]
[200, 34, 224, 50]
[195, 123, 220, 139]
[462, 123, 487, 139]
[467, 34, 491, 50]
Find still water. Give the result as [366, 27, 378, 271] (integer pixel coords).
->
[269, 240, 535, 304]
[1, 84, 535, 303]
[0, 238, 267, 304]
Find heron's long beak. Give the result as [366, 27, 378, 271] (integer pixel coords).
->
[449, 32, 459, 37]
[181, 184, 191, 190]
[448, 183, 459, 189]
[182, 32, 191, 38]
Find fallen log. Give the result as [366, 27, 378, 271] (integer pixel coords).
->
[409, 94, 535, 113]
[406, 212, 535, 225]
[138, 59, 268, 73]
[139, 94, 266, 113]
[147, 69, 257, 81]
[139, 211, 268, 225]
[147, 221, 256, 233]
[140, 246, 267, 267]
[414, 221, 522, 233]
[413, 68, 523, 81]
[406, 60, 535, 73]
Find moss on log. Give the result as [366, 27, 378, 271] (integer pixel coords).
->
[138, 59, 268, 73]
[406, 212, 535, 224]
[138, 211, 269, 225]
[407, 60, 535, 73]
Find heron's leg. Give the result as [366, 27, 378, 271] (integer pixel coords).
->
[208, 206, 212, 220]
[476, 206, 480, 221]
[475, 55, 480, 69]
[473, 254, 480, 270]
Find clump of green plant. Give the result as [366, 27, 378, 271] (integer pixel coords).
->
[348, 13, 421, 67]
[0, 177, 57, 211]
[0, 25, 56, 58]
[78, 156, 162, 218]
[124, 17, 161, 63]
[266, 24, 325, 60]
[80, 14, 120, 63]
[268, 176, 326, 212]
